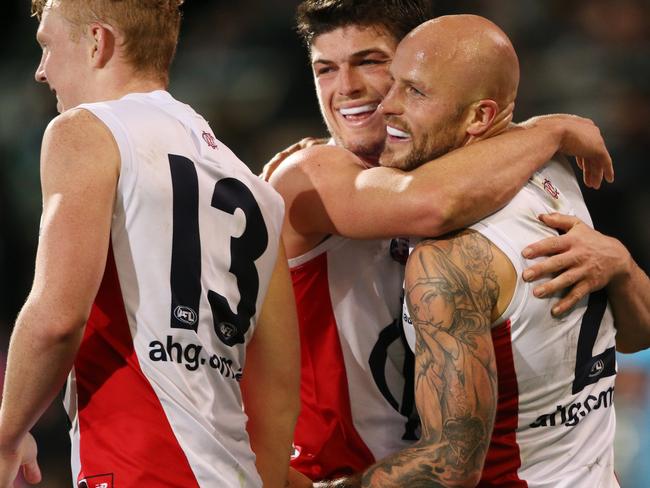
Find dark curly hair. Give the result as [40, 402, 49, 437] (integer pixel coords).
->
[296, 0, 434, 49]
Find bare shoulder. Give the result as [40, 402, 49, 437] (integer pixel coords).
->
[407, 229, 516, 322]
[408, 229, 490, 267]
[289, 144, 364, 171]
[269, 144, 365, 191]
[42, 108, 120, 175]
[406, 230, 498, 305]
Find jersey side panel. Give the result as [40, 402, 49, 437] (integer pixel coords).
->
[471, 158, 618, 488]
[478, 320, 527, 488]
[289, 251, 375, 481]
[73, 247, 198, 487]
[326, 238, 416, 460]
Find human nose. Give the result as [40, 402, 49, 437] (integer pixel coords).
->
[337, 65, 362, 96]
[379, 83, 401, 117]
[34, 52, 47, 83]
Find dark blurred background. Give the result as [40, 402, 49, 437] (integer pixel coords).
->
[1, 0, 649, 486]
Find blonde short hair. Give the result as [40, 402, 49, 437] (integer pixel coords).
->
[32, 0, 184, 84]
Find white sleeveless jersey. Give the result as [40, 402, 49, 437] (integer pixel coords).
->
[289, 235, 418, 481]
[65, 91, 284, 488]
[403, 157, 618, 488]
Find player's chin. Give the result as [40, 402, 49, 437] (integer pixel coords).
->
[379, 151, 398, 168]
[379, 146, 408, 169]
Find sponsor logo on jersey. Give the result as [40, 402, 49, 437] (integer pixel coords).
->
[149, 335, 243, 381]
[542, 178, 560, 199]
[202, 131, 218, 149]
[529, 386, 614, 428]
[78, 473, 113, 488]
[174, 305, 198, 326]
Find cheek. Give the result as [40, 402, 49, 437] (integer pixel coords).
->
[368, 72, 393, 97]
[315, 79, 333, 107]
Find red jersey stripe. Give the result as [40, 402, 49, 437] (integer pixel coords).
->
[74, 247, 199, 487]
[479, 320, 528, 488]
[290, 252, 375, 481]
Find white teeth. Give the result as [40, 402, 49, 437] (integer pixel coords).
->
[339, 104, 378, 116]
[387, 126, 410, 138]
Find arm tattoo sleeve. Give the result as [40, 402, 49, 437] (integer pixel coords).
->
[360, 230, 499, 487]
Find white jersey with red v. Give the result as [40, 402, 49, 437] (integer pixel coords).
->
[289, 235, 419, 481]
[68, 91, 284, 488]
[404, 157, 619, 488]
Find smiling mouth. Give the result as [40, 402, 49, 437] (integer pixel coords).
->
[387, 125, 410, 140]
[338, 103, 379, 121]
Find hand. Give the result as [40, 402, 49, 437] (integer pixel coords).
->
[520, 114, 614, 189]
[260, 137, 328, 181]
[287, 467, 314, 488]
[521, 213, 630, 316]
[0, 433, 41, 487]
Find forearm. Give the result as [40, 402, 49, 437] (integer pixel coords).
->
[608, 256, 650, 353]
[0, 301, 85, 450]
[246, 395, 299, 487]
[410, 122, 564, 236]
[356, 440, 479, 488]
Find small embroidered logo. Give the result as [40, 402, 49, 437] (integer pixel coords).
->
[543, 178, 560, 199]
[202, 131, 218, 149]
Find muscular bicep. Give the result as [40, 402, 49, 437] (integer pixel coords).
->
[269, 145, 445, 248]
[30, 109, 119, 328]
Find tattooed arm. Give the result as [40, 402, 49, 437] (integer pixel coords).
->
[341, 230, 515, 488]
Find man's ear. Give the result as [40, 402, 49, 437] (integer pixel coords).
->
[89, 23, 116, 69]
[466, 99, 499, 137]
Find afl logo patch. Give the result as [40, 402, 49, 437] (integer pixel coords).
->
[589, 359, 605, 378]
[216, 321, 244, 346]
[174, 305, 198, 326]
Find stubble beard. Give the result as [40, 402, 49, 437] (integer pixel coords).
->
[332, 131, 385, 164]
[382, 119, 465, 171]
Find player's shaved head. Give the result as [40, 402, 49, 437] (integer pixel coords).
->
[400, 14, 519, 109]
[379, 15, 521, 171]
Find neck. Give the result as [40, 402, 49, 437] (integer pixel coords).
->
[359, 153, 380, 168]
[103, 76, 166, 101]
[84, 67, 167, 106]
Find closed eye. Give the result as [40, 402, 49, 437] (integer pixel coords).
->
[314, 65, 335, 77]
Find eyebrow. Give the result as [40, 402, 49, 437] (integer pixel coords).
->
[313, 48, 392, 65]
[35, 22, 48, 43]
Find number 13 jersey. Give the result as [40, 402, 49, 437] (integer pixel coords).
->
[66, 91, 285, 488]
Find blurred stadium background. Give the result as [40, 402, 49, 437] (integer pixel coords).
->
[1, 0, 649, 486]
